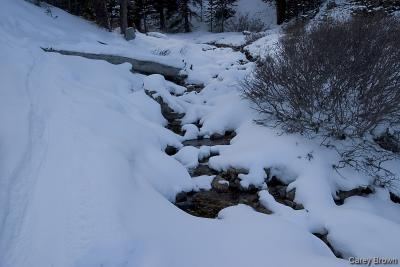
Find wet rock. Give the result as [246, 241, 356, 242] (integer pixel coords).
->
[165, 145, 178, 156]
[336, 186, 374, 204]
[166, 120, 183, 135]
[286, 189, 296, 201]
[390, 192, 400, 204]
[210, 133, 224, 140]
[147, 94, 184, 122]
[186, 84, 204, 93]
[175, 192, 187, 203]
[228, 178, 241, 191]
[225, 131, 236, 138]
[240, 183, 258, 193]
[283, 200, 296, 209]
[268, 185, 286, 199]
[294, 203, 304, 210]
[313, 233, 343, 258]
[280, 199, 304, 210]
[267, 185, 303, 210]
[190, 164, 218, 177]
[198, 151, 219, 164]
[267, 176, 286, 187]
[175, 190, 271, 218]
[211, 177, 229, 192]
[264, 167, 271, 180]
[182, 138, 231, 148]
[175, 201, 192, 211]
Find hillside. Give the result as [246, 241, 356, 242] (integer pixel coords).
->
[0, 1, 399, 267]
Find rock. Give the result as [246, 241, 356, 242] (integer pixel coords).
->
[390, 192, 400, 204]
[174, 187, 273, 218]
[175, 192, 187, 203]
[294, 203, 304, 210]
[190, 164, 217, 177]
[186, 84, 204, 93]
[212, 177, 229, 193]
[264, 167, 271, 180]
[125, 27, 136, 41]
[277, 186, 287, 199]
[165, 145, 178, 156]
[267, 176, 286, 187]
[336, 186, 373, 204]
[283, 200, 296, 208]
[210, 133, 224, 140]
[175, 201, 192, 211]
[191, 191, 235, 218]
[313, 233, 343, 258]
[228, 178, 241, 191]
[286, 189, 296, 201]
[166, 120, 182, 134]
[182, 137, 231, 148]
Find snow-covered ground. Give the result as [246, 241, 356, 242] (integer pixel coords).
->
[0, 1, 399, 267]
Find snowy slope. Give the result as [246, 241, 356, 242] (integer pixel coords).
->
[0, 1, 399, 267]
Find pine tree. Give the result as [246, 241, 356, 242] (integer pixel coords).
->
[205, 0, 216, 32]
[120, 0, 128, 35]
[276, 0, 285, 24]
[169, 0, 200, 32]
[153, 0, 167, 31]
[215, 0, 236, 32]
[206, 0, 236, 32]
[93, 0, 112, 30]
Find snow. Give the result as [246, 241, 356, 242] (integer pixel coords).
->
[233, 0, 277, 28]
[0, 1, 399, 267]
[181, 123, 200, 140]
[192, 175, 215, 191]
[143, 74, 185, 113]
[174, 146, 200, 169]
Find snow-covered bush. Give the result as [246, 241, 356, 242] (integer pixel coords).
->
[244, 32, 266, 44]
[226, 13, 266, 32]
[243, 15, 400, 188]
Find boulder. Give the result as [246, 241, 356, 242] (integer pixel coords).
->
[125, 27, 136, 41]
[286, 189, 296, 201]
[212, 176, 229, 193]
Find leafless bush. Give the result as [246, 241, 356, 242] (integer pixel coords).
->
[227, 13, 266, 32]
[243, 15, 400, 187]
[152, 48, 171, 56]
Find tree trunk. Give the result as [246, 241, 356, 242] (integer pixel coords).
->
[221, 2, 225, 32]
[183, 1, 190, 32]
[120, 0, 128, 36]
[93, 0, 111, 31]
[159, 7, 166, 31]
[200, 0, 203, 22]
[276, 0, 286, 25]
[143, 12, 148, 33]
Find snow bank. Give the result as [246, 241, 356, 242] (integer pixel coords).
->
[1, 1, 399, 267]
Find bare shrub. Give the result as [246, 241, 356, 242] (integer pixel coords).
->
[352, 0, 400, 14]
[227, 13, 266, 32]
[243, 15, 400, 188]
[152, 48, 171, 56]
